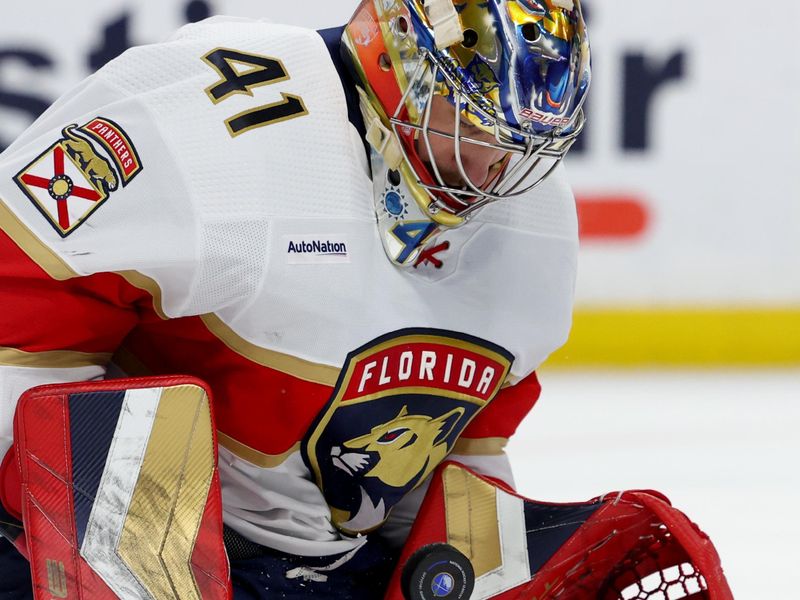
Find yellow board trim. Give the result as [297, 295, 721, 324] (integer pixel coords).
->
[549, 308, 800, 367]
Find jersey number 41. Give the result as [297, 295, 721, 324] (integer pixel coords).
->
[202, 48, 309, 137]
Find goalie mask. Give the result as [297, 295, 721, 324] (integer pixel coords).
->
[343, 0, 591, 267]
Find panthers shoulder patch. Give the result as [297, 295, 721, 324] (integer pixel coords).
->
[302, 328, 514, 535]
[13, 118, 142, 237]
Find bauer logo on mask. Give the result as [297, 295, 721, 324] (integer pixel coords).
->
[302, 328, 513, 535]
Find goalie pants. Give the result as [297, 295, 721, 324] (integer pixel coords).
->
[0, 533, 398, 599]
[0, 537, 32, 600]
[227, 528, 398, 599]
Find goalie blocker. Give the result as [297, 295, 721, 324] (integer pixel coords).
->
[0, 377, 231, 600]
[389, 462, 733, 600]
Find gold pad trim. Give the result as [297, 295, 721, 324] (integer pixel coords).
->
[117, 385, 215, 600]
[443, 464, 502, 577]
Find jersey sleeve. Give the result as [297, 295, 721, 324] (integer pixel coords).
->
[456, 370, 541, 458]
[0, 216, 156, 517]
[0, 33, 210, 516]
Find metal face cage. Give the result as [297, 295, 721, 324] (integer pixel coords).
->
[389, 47, 586, 221]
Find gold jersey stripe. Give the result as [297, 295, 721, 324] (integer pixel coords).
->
[0, 346, 110, 369]
[117, 385, 215, 600]
[201, 313, 340, 385]
[452, 437, 508, 456]
[0, 197, 168, 318]
[443, 464, 503, 577]
[549, 308, 800, 366]
[0, 199, 77, 280]
[110, 348, 302, 469]
[3, 198, 523, 385]
[117, 270, 168, 320]
[218, 432, 300, 468]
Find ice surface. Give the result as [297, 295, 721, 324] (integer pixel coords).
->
[507, 368, 800, 600]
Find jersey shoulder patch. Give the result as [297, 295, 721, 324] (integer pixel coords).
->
[11, 119, 142, 238]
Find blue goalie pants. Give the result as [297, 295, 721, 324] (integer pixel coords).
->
[0, 537, 32, 600]
[228, 528, 398, 599]
[0, 531, 398, 599]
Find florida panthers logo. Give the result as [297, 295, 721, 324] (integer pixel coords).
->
[13, 117, 142, 237]
[303, 329, 513, 535]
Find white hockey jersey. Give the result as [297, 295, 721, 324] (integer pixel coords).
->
[0, 17, 578, 557]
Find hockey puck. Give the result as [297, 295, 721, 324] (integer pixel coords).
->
[401, 543, 475, 600]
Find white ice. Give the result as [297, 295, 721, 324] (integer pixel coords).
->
[507, 368, 800, 600]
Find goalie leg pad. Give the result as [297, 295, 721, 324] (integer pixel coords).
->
[13, 376, 231, 600]
[387, 462, 733, 600]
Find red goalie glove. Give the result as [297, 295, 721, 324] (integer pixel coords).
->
[388, 462, 732, 600]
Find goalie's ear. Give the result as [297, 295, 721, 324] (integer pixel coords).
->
[13, 376, 232, 600]
[431, 407, 466, 447]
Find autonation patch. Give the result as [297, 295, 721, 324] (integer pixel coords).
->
[284, 234, 350, 264]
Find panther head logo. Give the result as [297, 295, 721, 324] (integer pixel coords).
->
[331, 405, 465, 489]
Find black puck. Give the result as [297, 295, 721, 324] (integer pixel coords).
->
[401, 543, 475, 600]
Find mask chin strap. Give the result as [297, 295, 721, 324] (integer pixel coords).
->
[357, 86, 404, 171]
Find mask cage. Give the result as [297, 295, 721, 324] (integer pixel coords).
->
[389, 47, 585, 220]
